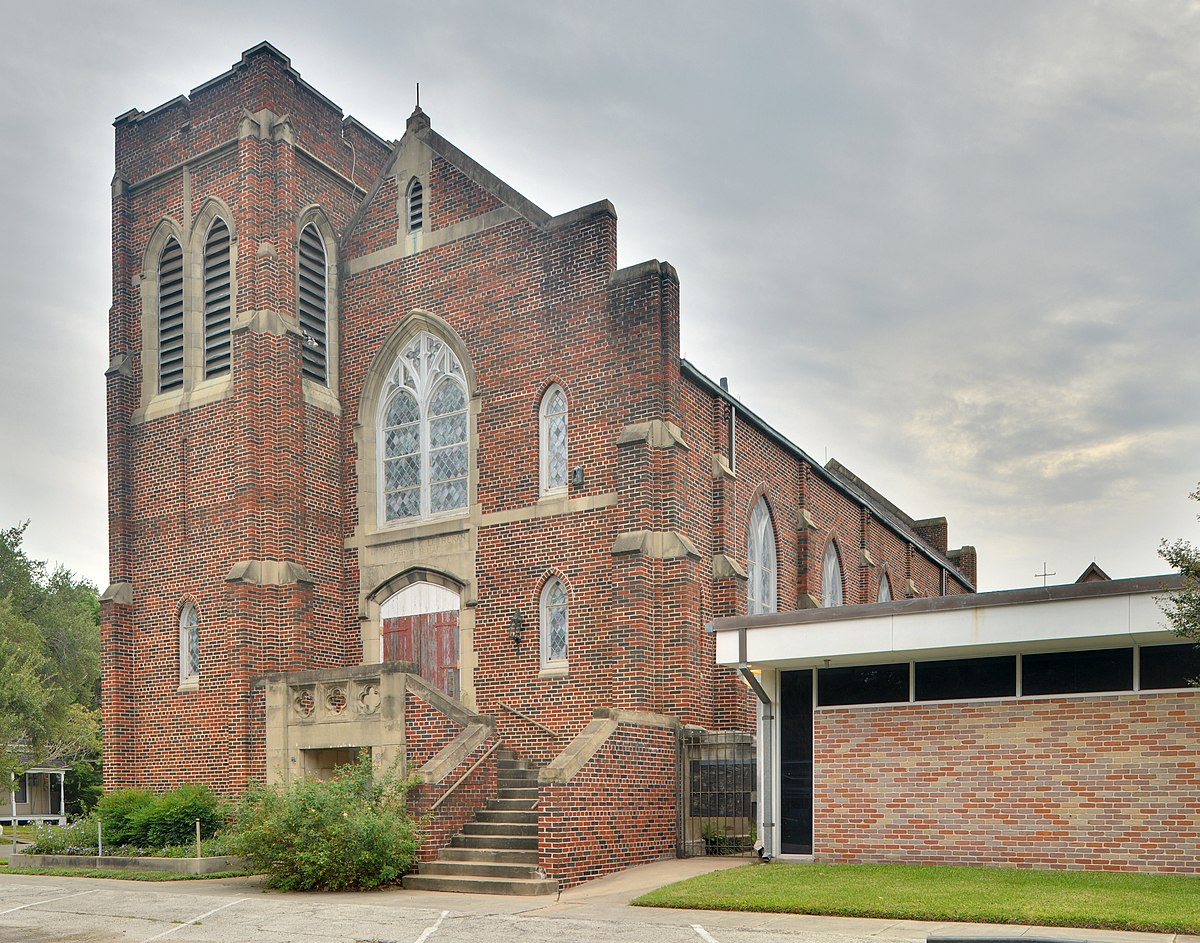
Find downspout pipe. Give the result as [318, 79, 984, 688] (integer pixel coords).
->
[738, 664, 774, 862]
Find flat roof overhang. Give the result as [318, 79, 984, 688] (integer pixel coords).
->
[712, 574, 1185, 671]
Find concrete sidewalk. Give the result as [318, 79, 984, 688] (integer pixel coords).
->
[2, 853, 1197, 943]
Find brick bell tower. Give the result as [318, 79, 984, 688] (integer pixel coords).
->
[101, 44, 391, 792]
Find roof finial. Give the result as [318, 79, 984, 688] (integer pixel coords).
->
[416, 81, 420, 110]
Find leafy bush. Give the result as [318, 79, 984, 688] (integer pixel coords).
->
[133, 784, 223, 846]
[93, 788, 153, 845]
[227, 755, 419, 890]
[30, 784, 226, 856]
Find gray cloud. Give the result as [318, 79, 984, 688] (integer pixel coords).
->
[1, 0, 1197, 592]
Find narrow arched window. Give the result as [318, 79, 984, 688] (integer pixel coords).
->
[747, 498, 777, 615]
[877, 571, 892, 603]
[406, 178, 424, 232]
[297, 223, 328, 384]
[539, 385, 568, 494]
[822, 541, 844, 607]
[203, 219, 232, 378]
[379, 332, 468, 523]
[179, 603, 199, 683]
[540, 577, 568, 666]
[157, 237, 185, 393]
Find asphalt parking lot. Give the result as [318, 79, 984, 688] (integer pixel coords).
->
[1, 858, 1196, 943]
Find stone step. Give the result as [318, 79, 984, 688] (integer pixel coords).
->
[419, 859, 544, 880]
[461, 821, 538, 837]
[451, 833, 538, 850]
[475, 809, 538, 824]
[494, 782, 537, 796]
[487, 798, 537, 811]
[497, 768, 538, 783]
[437, 847, 539, 864]
[402, 873, 557, 896]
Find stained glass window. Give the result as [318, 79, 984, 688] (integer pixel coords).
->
[379, 331, 469, 523]
[540, 385, 568, 494]
[822, 541, 844, 607]
[179, 603, 199, 683]
[541, 578, 568, 666]
[747, 499, 777, 615]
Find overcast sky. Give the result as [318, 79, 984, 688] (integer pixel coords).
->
[1, 1, 1197, 593]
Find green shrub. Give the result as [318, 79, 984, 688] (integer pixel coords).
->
[227, 755, 419, 891]
[93, 788, 153, 845]
[134, 784, 224, 846]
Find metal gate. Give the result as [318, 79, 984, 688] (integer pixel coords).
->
[678, 728, 757, 857]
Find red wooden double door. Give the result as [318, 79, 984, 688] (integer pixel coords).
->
[382, 609, 460, 700]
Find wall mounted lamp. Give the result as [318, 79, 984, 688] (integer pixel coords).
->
[510, 610, 526, 648]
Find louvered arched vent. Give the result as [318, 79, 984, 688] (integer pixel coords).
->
[157, 238, 185, 393]
[406, 178, 424, 232]
[297, 224, 328, 384]
[203, 219, 232, 378]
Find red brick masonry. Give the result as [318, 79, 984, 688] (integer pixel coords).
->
[815, 691, 1200, 873]
[538, 720, 678, 889]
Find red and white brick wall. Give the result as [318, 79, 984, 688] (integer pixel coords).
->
[538, 721, 678, 888]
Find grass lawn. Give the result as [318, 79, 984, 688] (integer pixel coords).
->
[633, 862, 1200, 934]
[0, 825, 40, 842]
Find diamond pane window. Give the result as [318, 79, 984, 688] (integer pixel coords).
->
[746, 498, 778, 615]
[541, 578, 568, 666]
[539, 384, 568, 494]
[179, 603, 199, 683]
[378, 332, 470, 523]
[822, 541, 844, 607]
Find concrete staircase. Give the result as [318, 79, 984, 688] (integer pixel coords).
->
[402, 749, 558, 896]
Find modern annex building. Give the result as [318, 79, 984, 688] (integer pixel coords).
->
[714, 572, 1199, 873]
[100, 44, 975, 889]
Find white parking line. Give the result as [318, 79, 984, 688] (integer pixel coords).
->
[0, 889, 99, 916]
[142, 896, 249, 942]
[413, 909, 449, 943]
[691, 925, 720, 943]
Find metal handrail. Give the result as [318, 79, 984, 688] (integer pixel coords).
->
[428, 739, 502, 813]
[495, 701, 561, 739]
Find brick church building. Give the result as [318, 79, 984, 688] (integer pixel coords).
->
[100, 44, 975, 890]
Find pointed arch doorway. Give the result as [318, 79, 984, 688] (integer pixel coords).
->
[380, 581, 460, 700]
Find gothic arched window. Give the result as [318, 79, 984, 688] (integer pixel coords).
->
[540, 577, 568, 667]
[203, 218, 232, 379]
[822, 541, 845, 607]
[406, 178, 424, 232]
[539, 385, 568, 494]
[878, 571, 892, 603]
[378, 332, 469, 523]
[297, 223, 328, 384]
[157, 237, 185, 393]
[747, 498, 777, 615]
[179, 603, 199, 683]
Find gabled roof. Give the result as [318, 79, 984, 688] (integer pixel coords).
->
[681, 360, 976, 590]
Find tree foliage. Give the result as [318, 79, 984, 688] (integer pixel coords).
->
[0, 523, 101, 786]
[1159, 483, 1200, 643]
